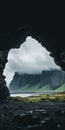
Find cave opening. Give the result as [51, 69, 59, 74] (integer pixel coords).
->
[0, 3, 65, 129]
[3, 36, 65, 97]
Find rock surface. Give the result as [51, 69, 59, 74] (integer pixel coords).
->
[0, 99, 65, 129]
[0, 51, 10, 99]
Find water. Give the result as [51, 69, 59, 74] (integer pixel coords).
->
[10, 92, 52, 98]
[11, 93, 40, 97]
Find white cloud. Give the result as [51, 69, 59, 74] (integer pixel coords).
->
[3, 36, 61, 87]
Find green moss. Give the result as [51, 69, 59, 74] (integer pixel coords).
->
[9, 93, 65, 102]
[54, 83, 65, 92]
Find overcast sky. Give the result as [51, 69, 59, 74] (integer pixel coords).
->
[3, 36, 61, 87]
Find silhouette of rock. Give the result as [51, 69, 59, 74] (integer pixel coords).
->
[0, 51, 10, 99]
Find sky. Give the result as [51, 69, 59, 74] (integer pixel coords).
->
[3, 36, 61, 87]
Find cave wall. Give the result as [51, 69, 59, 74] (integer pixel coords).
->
[0, 51, 10, 99]
[0, 1, 65, 99]
[0, 25, 65, 99]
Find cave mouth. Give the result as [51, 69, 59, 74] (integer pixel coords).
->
[3, 36, 64, 95]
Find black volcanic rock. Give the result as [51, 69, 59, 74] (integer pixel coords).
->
[9, 70, 65, 92]
[0, 51, 10, 99]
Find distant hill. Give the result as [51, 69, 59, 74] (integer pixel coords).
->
[9, 70, 65, 93]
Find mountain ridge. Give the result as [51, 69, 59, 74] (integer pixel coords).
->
[9, 70, 65, 92]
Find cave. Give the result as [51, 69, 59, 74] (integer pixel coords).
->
[0, 1, 65, 99]
[1, 2, 65, 130]
[0, 26, 65, 99]
[0, 27, 65, 99]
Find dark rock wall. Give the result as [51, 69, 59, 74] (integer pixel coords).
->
[0, 51, 10, 99]
[0, 2, 65, 98]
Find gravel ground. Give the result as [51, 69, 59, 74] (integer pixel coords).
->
[0, 99, 65, 130]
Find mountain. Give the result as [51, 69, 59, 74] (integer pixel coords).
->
[9, 70, 65, 93]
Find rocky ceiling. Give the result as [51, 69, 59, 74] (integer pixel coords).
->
[0, 1, 65, 99]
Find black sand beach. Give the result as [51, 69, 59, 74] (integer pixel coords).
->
[0, 95, 65, 130]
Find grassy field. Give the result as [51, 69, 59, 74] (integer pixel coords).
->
[8, 93, 65, 102]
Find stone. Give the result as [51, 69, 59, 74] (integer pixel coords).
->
[55, 110, 65, 116]
[34, 109, 50, 118]
[0, 51, 10, 100]
[13, 113, 33, 127]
